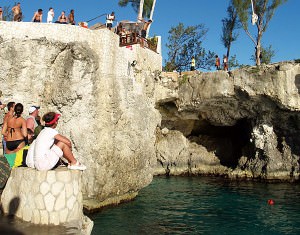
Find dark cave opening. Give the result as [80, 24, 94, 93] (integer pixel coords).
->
[158, 101, 255, 169]
[188, 118, 254, 168]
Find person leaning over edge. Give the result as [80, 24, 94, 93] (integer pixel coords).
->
[26, 112, 86, 171]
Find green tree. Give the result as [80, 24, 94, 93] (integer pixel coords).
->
[232, 0, 287, 66]
[118, 0, 154, 18]
[165, 23, 215, 72]
[251, 44, 275, 64]
[229, 54, 241, 69]
[221, 0, 241, 60]
[2, 5, 13, 21]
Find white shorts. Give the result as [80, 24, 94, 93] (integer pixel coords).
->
[35, 145, 63, 171]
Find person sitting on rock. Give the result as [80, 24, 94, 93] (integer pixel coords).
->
[57, 11, 68, 24]
[26, 112, 86, 171]
[26, 105, 40, 144]
[1, 103, 27, 154]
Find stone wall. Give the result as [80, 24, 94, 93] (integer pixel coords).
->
[0, 21, 162, 210]
[1, 167, 93, 234]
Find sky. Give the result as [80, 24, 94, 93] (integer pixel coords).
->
[1, 0, 299, 67]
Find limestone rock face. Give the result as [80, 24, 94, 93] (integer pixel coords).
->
[155, 129, 228, 175]
[156, 64, 300, 180]
[0, 22, 162, 210]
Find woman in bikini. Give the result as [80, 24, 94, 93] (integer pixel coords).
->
[58, 11, 67, 24]
[2, 103, 27, 154]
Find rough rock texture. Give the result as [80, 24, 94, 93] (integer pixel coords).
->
[156, 64, 300, 180]
[155, 128, 228, 175]
[0, 22, 162, 210]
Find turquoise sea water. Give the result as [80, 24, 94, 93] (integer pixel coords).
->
[90, 176, 300, 235]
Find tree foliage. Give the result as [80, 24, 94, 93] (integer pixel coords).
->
[221, 0, 241, 60]
[228, 54, 241, 69]
[232, 0, 287, 65]
[165, 23, 215, 72]
[251, 44, 275, 64]
[2, 5, 13, 21]
[118, 0, 153, 18]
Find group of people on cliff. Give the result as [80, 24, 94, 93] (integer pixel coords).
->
[0, 3, 76, 25]
[0, 98, 86, 171]
[190, 55, 228, 72]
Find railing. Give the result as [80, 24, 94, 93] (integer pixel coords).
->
[119, 34, 157, 53]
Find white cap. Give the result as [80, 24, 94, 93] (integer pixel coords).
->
[28, 105, 40, 114]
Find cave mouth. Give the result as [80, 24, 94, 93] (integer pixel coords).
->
[161, 116, 255, 169]
[189, 118, 254, 168]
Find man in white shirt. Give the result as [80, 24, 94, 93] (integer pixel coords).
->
[47, 7, 54, 23]
[106, 12, 115, 30]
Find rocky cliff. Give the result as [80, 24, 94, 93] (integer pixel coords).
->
[0, 22, 161, 211]
[1, 21, 299, 213]
[155, 64, 300, 181]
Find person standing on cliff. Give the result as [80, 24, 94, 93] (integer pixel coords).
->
[223, 55, 228, 71]
[215, 55, 221, 70]
[106, 12, 115, 30]
[26, 112, 86, 171]
[31, 9, 43, 23]
[12, 2, 22, 22]
[0, 7, 3, 21]
[140, 19, 152, 48]
[47, 7, 54, 23]
[68, 9, 75, 25]
[190, 56, 196, 71]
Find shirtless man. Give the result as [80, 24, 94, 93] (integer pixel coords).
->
[68, 9, 75, 25]
[32, 9, 43, 22]
[12, 2, 22, 22]
[140, 19, 152, 47]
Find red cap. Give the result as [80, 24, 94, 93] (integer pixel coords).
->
[45, 113, 61, 125]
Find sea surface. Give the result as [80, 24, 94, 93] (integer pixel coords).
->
[90, 176, 300, 235]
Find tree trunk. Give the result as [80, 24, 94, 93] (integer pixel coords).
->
[146, 0, 156, 37]
[137, 0, 145, 21]
[256, 33, 262, 66]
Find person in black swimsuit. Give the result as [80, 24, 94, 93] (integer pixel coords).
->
[57, 11, 67, 24]
[2, 103, 27, 154]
